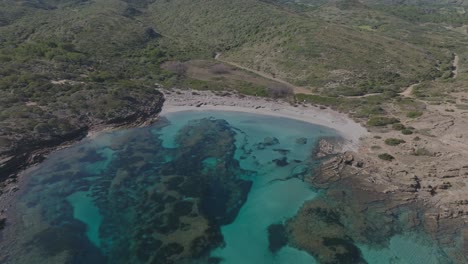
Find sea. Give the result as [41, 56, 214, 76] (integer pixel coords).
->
[0, 111, 457, 264]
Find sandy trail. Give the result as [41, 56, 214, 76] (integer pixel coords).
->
[452, 53, 459, 79]
[400, 82, 419, 98]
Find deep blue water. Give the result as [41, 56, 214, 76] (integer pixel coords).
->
[0, 111, 455, 264]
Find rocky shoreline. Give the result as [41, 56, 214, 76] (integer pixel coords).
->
[0, 92, 165, 225]
[294, 138, 468, 263]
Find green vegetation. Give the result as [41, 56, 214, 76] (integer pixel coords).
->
[406, 111, 423, 118]
[370, 2, 468, 26]
[392, 123, 406, 131]
[147, 0, 450, 94]
[378, 153, 395, 161]
[384, 138, 405, 146]
[413, 147, 433, 156]
[401, 129, 414, 135]
[367, 116, 400, 127]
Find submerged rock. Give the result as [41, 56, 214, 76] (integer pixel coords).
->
[291, 164, 308, 178]
[273, 157, 289, 167]
[263, 137, 280, 146]
[93, 118, 253, 263]
[256, 137, 280, 150]
[296, 137, 308, 145]
[267, 223, 288, 253]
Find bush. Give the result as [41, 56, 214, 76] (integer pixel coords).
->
[392, 123, 406, 130]
[407, 111, 423, 118]
[378, 153, 395, 161]
[384, 138, 405, 146]
[414, 148, 432, 156]
[402, 129, 413, 135]
[367, 116, 400, 127]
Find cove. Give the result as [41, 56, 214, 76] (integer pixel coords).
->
[0, 110, 452, 264]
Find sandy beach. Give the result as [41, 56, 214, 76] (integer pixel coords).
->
[161, 89, 368, 152]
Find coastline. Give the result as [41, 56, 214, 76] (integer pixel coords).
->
[0, 88, 466, 263]
[158, 90, 466, 263]
[160, 89, 368, 152]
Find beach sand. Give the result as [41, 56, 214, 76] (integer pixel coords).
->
[160, 89, 368, 152]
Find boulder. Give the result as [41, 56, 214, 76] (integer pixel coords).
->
[296, 138, 308, 145]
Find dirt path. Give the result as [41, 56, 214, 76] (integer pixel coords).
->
[215, 53, 313, 94]
[400, 82, 419, 98]
[399, 53, 459, 98]
[341, 93, 382, 98]
[452, 53, 459, 79]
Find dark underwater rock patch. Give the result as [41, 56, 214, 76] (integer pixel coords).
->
[273, 157, 289, 167]
[30, 221, 106, 263]
[273, 148, 290, 155]
[296, 138, 308, 145]
[267, 223, 288, 253]
[90, 118, 253, 263]
[256, 137, 280, 150]
[0, 217, 6, 230]
[287, 198, 369, 264]
[173, 201, 194, 217]
[7, 117, 255, 264]
[78, 149, 106, 163]
[322, 237, 367, 264]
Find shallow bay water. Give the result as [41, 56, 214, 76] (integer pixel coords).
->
[0, 111, 453, 264]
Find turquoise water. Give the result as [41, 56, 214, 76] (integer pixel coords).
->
[0, 110, 456, 264]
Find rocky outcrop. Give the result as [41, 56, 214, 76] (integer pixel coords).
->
[305, 145, 468, 264]
[311, 151, 363, 186]
[315, 138, 346, 158]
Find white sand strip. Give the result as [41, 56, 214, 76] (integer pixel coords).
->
[160, 89, 368, 151]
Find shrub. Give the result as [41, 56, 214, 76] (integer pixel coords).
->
[414, 148, 432, 156]
[384, 138, 405, 146]
[367, 116, 400, 127]
[402, 129, 413, 135]
[378, 153, 395, 161]
[392, 123, 406, 130]
[407, 111, 423, 118]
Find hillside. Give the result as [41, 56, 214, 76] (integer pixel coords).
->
[144, 0, 449, 95]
